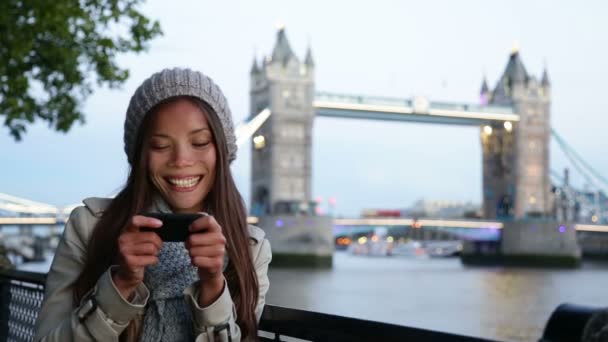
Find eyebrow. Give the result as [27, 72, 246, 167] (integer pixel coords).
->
[152, 127, 211, 138]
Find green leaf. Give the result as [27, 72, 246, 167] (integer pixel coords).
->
[0, 0, 162, 140]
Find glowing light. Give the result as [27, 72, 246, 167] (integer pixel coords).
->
[511, 41, 520, 54]
[483, 125, 493, 135]
[387, 236, 394, 243]
[504, 121, 513, 132]
[247, 216, 259, 224]
[592, 215, 599, 223]
[358, 237, 368, 245]
[558, 225, 566, 233]
[276, 219, 284, 228]
[371, 235, 379, 242]
[253, 135, 266, 150]
[336, 237, 351, 246]
[529, 196, 537, 204]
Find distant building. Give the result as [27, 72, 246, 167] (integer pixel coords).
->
[406, 199, 481, 218]
[361, 199, 481, 219]
[361, 209, 402, 218]
[552, 169, 608, 223]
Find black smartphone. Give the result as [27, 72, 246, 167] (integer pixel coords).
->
[140, 213, 203, 242]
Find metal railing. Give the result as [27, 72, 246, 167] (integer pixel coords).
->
[0, 269, 603, 341]
[0, 269, 46, 342]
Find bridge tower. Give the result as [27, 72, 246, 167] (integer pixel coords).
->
[249, 28, 315, 216]
[481, 49, 552, 219]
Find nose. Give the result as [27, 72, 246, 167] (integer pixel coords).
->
[169, 144, 194, 168]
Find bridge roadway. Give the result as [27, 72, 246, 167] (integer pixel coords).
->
[3, 215, 606, 234]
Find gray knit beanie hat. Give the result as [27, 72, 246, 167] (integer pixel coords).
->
[124, 68, 237, 164]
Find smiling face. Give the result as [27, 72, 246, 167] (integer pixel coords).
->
[147, 98, 217, 213]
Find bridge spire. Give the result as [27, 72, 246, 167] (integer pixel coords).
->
[480, 76, 490, 105]
[250, 55, 259, 74]
[271, 27, 297, 66]
[305, 45, 315, 67]
[541, 65, 550, 87]
[502, 49, 529, 85]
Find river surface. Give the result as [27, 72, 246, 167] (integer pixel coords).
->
[265, 251, 608, 342]
[17, 250, 608, 341]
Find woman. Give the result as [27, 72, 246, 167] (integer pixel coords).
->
[34, 68, 272, 341]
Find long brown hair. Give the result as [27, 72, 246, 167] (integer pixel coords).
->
[73, 96, 259, 340]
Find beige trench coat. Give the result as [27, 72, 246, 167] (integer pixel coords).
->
[34, 197, 272, 341]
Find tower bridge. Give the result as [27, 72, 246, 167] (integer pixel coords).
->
[2, 28, 607, 267]
[248, 28, 552, 221]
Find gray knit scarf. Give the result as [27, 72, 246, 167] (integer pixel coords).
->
[140, 198, 198, 342]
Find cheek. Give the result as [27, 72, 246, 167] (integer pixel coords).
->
[207, 149, 217, 175]
[201, 148, 217, 185]
[147, 154, 165, 185]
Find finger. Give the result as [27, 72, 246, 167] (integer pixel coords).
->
[124, 255, 159, 267]
[133, 232, 163, 250]
[191, 256, 224, 271]
[128, 215, 163, 232]
[188, 232, 226, 247]
[119, 231, 163, 251]
[189, 214, 221, 233]
[188, 245, 225, 258]
[119, 241, 159, 258]
[130, 243, 161, 256]
[118, 232, 163, 254]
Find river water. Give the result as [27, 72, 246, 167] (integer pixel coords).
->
[17, 249, 607, 341]
[266, 252, 608, 342]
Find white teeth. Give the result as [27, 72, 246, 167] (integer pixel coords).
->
[168, 176, 201, 188]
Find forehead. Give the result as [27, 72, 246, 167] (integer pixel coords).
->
[151, 98, 211, 132]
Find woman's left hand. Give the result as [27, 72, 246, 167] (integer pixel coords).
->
[186, 214, 227, 306]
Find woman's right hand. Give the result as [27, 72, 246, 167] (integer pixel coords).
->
[112, 215, 163, 300]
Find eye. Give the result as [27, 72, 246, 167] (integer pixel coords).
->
[193, 141, 211, 148]
[149, 142, 170, 150]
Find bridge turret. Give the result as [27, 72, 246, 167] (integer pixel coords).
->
[482, 49, 552, 219]
[250, 27, 315, 216]
[270, 27, 298, 66]
[491, 50, 529, 104]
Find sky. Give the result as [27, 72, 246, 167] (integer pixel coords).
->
[1, 0, 607, 216]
